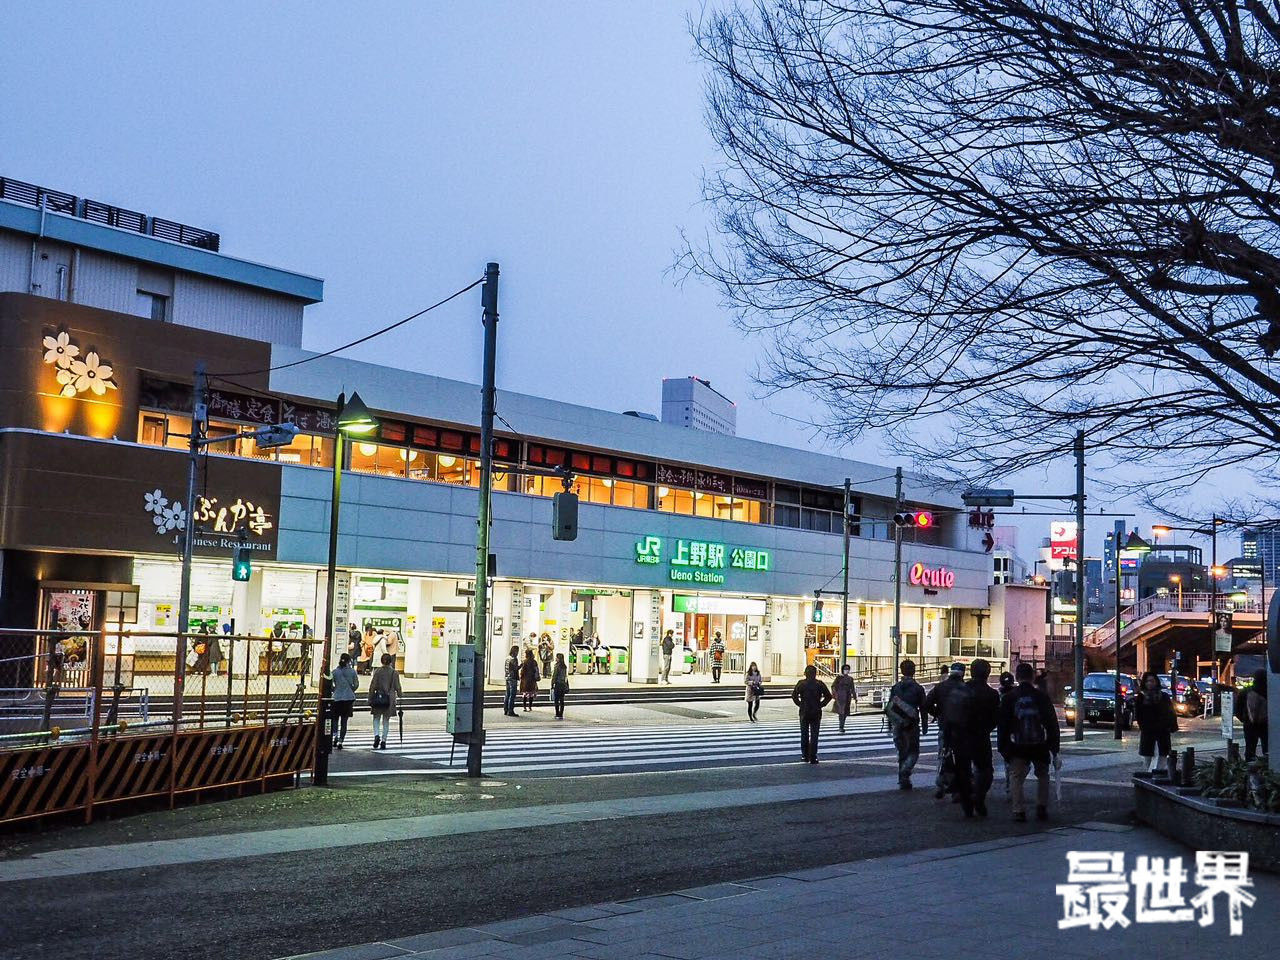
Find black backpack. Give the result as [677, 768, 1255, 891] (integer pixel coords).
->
[942, 681, 975, 728]
[1011, 692, 1047, 746]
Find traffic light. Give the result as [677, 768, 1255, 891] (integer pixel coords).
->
[552, 491, 578, 541]
[1053, 569, 1077, 604]
[232, 546, 252, 582]
[893, 510, 934, 528]
[813, 598, 824, 622]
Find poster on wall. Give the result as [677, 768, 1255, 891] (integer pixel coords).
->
[431, 616, 446, 649]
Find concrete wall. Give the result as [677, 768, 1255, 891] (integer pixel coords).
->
[990, 582, 1049, 660]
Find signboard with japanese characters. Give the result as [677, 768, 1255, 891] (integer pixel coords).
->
[634, 534, 772, 586]
[0, 430, 281, 560]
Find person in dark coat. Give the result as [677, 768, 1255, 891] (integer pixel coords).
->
[1243, 669, 1268, 761]
[503, 645, 520, 717]
[1134, 670, 1177, 771]
[551, 653, 569, 719]
[518, 648, 540, 712]
[997, 661, 1060, 822]
[925, 662, 967, 798]
[958, 659, 1002, 817]
[832, 663, 856, 733]
[791, 665, 833, 764]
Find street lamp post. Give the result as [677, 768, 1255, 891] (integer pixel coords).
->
[314, 391, 378, 787]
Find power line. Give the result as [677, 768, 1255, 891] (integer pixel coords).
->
[210, 276, 485, 378]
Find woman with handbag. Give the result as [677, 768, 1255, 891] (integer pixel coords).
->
[519, 648, 540, 712]
[368, 653, 401, 750]
[330, 653, 359, 749]
[551, 653, 569, 719]
[744, 661, 764, 722]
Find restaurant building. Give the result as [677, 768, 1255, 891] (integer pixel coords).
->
[0, 177, 1013, 690]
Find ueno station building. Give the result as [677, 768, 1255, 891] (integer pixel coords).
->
[0, 176, 1031, 690]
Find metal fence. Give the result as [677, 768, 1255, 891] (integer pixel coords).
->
[0, 628, 318, 826]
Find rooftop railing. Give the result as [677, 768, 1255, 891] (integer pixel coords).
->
[0, 175, 220, 251]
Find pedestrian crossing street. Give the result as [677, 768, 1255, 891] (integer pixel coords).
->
[336, 714, 930, 778]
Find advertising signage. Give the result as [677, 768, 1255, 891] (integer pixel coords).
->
[1050, 521, 1078, 560]
[635, 535, 771, 586]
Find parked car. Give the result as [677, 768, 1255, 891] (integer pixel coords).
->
[1064, 671, 1136, 728]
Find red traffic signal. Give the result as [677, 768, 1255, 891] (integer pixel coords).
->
[914, 511, 933, 529]
[893, 510, 935, 529]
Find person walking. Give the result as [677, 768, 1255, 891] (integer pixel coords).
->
[551, 653, 569, 719]
[1135, 670, 1177, 772]
[744, 661, 764, 722]
[958, 658, 1001, 817]
[997, 661, 1060, 822]
[886, 659, 928, 789]
[997, 670, 1017, 799]
[791, 664, 833, 763]
[710, 632, 726, 683]
[346, 622, 361, 664]
[330, 653, 359, 749]
[368, 653, 401, 750]
[519, 648, 540, 712]
[383, 630, 401, 666]
[660, 630, 676, 684]
[1243, 669, 1269, 761]
[503, 645, 520, 717]
[538, 633, 554, 680]
[832, 663, 856, 733]
[925, 662, 967, 798]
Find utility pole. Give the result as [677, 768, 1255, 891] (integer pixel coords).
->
[175, 363, 206, 725]
[892, 467, 904, 681]
[1073, 430, 1086, 742]
[468, 261, 499, 778]
[840, 477, 851, 674]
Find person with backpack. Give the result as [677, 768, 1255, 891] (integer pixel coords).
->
[551, 653, 569, 719]
[886, 659, 928, 789]
[1243, 669, 1268, 761]
[997, 661, 1061, 822]
[925, 662, 967, 799]
[997, 670, 1017, 799]
[791, 665, 833, 763]
[660, 630, 676, 684]
[368, 653, 401, 750]
[957, 659, 1002, 817]
[709, 632, 726, 682]
[832, 663, 856, 733]
[503, 645, 520, 717]
[519, 648, 541, 712]
[1135, 670, 1178, 772]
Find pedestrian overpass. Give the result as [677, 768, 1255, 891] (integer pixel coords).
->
[1084, 592, 1267, 673]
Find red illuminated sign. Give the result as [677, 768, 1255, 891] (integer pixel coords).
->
[909, 563, 955, 589]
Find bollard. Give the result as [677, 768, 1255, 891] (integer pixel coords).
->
[1166, 751, 1178, 782]
[1227, 740, 1240, 762]
[1182, 748, 1196, 787]
[1213, 755, 1225, 788]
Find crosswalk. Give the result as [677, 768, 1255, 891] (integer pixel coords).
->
[334, 714, 929, 778]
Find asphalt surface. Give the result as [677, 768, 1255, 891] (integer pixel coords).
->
[0, 767, 1140, 960]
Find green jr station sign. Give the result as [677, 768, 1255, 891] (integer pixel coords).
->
[634, 535, 771, 585]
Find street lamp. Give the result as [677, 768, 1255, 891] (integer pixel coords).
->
[1169, 573, 1183, 605]
[1113, 531, 1151, 740]
[315, 390, 378, 786]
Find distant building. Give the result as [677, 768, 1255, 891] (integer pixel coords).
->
[661, 377, 737, 436]
[1241, 527, 1280, 583]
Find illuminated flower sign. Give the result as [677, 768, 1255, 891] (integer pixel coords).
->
[42, 330, 117, 398]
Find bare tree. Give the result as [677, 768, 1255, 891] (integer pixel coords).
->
[686, 0, 1280, 506]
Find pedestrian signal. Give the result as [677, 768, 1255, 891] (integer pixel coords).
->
[232, 546, 252, 582]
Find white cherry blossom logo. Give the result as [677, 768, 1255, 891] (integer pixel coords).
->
[144, 489, 187, 536]
[41, 330, 117, 398]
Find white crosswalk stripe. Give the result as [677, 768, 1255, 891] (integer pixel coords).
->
[335, 715, 932, 777]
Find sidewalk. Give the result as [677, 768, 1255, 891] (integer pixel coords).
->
[281, 823, 1279, 960]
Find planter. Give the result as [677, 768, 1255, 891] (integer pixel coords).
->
[1134, 776, 1280, 873]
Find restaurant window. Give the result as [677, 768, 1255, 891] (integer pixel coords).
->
[656, 486, 695, 516]
[611, 480, 650, 510]
[731, 497, 766, 524]
[350, 441, 409, 477]
[245, 431, 334, 468]
[571, 476, 614, 505]
[521, 474, 553, 497]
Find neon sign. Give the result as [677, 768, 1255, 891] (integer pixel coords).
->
[634, 536, 771, 585]
[909, 562, 955, 589]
